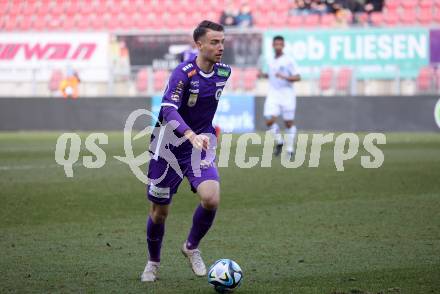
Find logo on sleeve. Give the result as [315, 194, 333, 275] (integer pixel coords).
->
[217, 67, 230, 78]
[188, 69, 197, 78]
[182, 64, 193, 72]
[171, 80, 184, 102]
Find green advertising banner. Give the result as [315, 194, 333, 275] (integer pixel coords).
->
[263, 28, 429, 79]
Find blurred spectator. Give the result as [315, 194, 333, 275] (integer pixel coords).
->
[236, 3, 254, 27]
[220, 4, 238, 27]
[289, 0, 312, 16]
[310, 0, 329, 15]
[59, 67, 80, 99]
[328, 0, 363, 25]
[363, 0, 384, 14]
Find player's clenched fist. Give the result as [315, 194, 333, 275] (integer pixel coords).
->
[185, 130, 210, 150]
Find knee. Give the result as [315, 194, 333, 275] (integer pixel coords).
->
[150, 205, 168, 224]
[201, 191, 220, 210]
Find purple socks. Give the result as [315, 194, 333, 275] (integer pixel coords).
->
[147, 216, 165, 262]
[186, 204, 217, 250]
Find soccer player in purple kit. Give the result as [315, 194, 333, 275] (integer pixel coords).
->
[141, 20, 231, 282]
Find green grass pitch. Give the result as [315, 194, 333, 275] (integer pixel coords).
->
[0, 132, 439, 293]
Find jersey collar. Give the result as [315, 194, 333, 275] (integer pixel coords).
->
[193, 56, 215, 78]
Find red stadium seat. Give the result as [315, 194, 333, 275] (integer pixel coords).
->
[136, 68, 149, 93]
[89, 14, 105, 30]
[319, 68, 334, 91]
[304, 14, 320, 27]
[122, 2, 137, 15]
[320, 14, 335, 27]
[8, 2, 23, 16]
[271, 13, 288, 28]
[18, 16, 33, 30]
[384, 11, 399, 26]
[401, 0, 417, 10]
[420, 0, 434, 9]
[400, 9, 417, 25]
[64, 1, 79, 16]
[435, 0, 440, 11]
[417, 67, 434, 92]
[288, 15, 303, 27]
[51, 2, 64, 16]
[370, 12, 383, 26]
[434, 7, 440, 23]
[254, 12, 271, 28]
[153, 70, 169, 92]
[4, 16, 19, 31]
[385, 0, 399, 11]
[336, 67, 352, 92]
[273, 1, 289, 14]
[33, 15, 47, 31]
[243, 68, 259, 91]
[119, 14, 136, 30]
[37, 2, 51, 16]
[22, 3, 36, 16]
[418, 8, 433, 25]
[135, 16, 152, 30]
[76, 16, 90, 31]
[47, 15, 62, 30]
[0, 1, 9, 14]
[62, 16, 76, 30]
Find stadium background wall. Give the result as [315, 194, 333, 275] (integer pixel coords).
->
[0, 96, 438, 132]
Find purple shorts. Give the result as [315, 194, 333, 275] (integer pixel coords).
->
[146, 155, 219, 205]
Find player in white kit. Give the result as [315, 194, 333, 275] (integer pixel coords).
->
[259, 35, 301, 159]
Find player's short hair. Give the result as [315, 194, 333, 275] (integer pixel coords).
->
[193, 20, 224, 42]
[273, 35, 284, 42]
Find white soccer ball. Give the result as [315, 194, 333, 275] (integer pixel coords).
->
[207, 259, 243, 293]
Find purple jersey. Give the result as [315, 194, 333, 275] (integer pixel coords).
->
[147, 57, 230, 203]
[157, 57, 231, 137]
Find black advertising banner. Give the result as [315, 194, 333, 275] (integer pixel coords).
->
[117, 32, 262, 69]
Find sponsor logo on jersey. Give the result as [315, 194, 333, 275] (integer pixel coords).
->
[188, 69, 197, 78]
[188, 93, 198, 107]
[171, 80, 184, 101]
[189, 88, 199, 94]
[149, 184, 170, 199]
[182, 63, 193, 72]
[217, 67, 230, 77]
[216, 81, 226, 87]
[191, 80, 199, 87]
[171, 94, 180, 102]
[215, 88, 223, 100]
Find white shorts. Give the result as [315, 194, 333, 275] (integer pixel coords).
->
[263, 88, 297, 121]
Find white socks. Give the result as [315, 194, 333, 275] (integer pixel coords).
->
[269, 123, 283, 145]
[285, 125, 297, 153]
